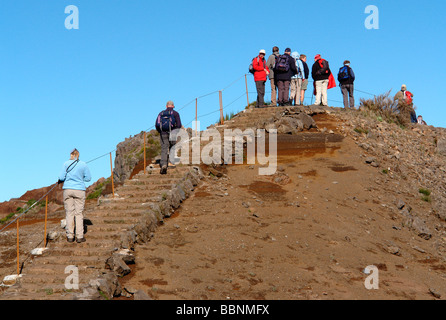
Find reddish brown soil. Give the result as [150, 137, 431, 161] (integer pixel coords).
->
[117, 120, 445, 300]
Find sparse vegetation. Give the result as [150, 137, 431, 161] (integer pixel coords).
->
[87, 178, 112, 200]
[359, 90, 414, 128]
[0, 212, 15, 224]
[354, 127, 369, 135]
[419, 188, 432, 202]
[216, 112, 237, 125]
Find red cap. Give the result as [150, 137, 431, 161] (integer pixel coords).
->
[315, 54, 321, 60]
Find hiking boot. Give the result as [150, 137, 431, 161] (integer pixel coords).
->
[67, 237, 75, 243]
[160, 166, 167, 175]
[76, 237, 86, 243]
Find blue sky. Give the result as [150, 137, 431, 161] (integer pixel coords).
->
[0, 0, 445, 202]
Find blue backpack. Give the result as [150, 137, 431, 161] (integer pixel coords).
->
[158, 109, 176, 132]
[338, 66, 350, 81]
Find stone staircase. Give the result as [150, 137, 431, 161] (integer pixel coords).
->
[0, 165, 203, 300]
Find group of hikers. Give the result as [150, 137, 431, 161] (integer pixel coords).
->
[56, 51, 427, 244]
[249, 46, 356, 109]
[250, 46, 424, 125]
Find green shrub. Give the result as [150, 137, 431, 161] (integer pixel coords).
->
[419, 188, 432, 203]
[418, 188, 431, 196]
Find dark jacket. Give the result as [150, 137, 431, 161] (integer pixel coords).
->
[274, 54, 297, 82]
[302, 61, 309, 80]
[338, 65, 355, 85]
[155, 108, 182, 133]
[312, 59, 330, 81]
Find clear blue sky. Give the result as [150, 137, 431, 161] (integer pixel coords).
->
[0, 0, 445, 202]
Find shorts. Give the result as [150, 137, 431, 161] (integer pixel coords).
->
[301, 79, 309, 90]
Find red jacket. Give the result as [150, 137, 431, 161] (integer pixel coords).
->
[252, 56, 269, 82]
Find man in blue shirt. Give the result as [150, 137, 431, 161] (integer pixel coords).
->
[58, 148, 91, 243]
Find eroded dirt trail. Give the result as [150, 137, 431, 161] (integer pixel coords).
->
[119, 113, 445, 300]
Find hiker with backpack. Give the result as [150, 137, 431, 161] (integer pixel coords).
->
[58, 148, 91, 243]
[250, 49, 270, 108]
[155, 101, 182, 174]
[394, 84, 417, 123]
[338, 60, 356, 108]
[290, 52, 305, 106]
[266, 46, 280, 107]
[311, 54, 334, 106]
[273, 48, 297, 106]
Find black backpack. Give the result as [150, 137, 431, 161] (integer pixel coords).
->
[249, 57, 266, 74]
[158, 109, 176, 132]
[275, 55, 290, 72]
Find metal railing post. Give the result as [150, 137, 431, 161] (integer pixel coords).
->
[219, 90, 224, 125]
[16, 219, 20, 275]
[144, 131, 147, 175]
[44, 196, 48, 247]
[245, 74, 250, 107]
[195, 98, 198, 134]
[110, 153, 115, 198]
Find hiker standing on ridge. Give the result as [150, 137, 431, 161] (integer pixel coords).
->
[155, 101, 182, 174]
[274, 48, 297, 106]
[300, 54, 309, 105]
[252, 49, 270, 108]
[266, 46, 280, 107]
[311, 54, 331, 106]
[338, 60, 356, 108]
[58, 148, 91, 243]
[417, 115, 427, 125]
[290, 51, 305, 106]
[394, 84, 416, 123]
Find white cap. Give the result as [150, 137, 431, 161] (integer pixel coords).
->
[259, 49, 266, 54]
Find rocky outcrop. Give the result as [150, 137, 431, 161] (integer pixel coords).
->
[258, 107, 322, 134]
[113, 130, 160, 184]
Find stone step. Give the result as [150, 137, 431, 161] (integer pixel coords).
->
[3, 283, 86, 298]
[23, 262, 103, 277]
[32, 253, 110, 265]
[43, 246, 113, 258]
[85, 216, 140, 226]
[124, 177, 180, 186]
[117, 184, 174, 194]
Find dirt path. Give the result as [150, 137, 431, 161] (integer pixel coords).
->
[118, 114, 445, 300]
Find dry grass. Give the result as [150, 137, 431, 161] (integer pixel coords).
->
[359, 90, 414, 128]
